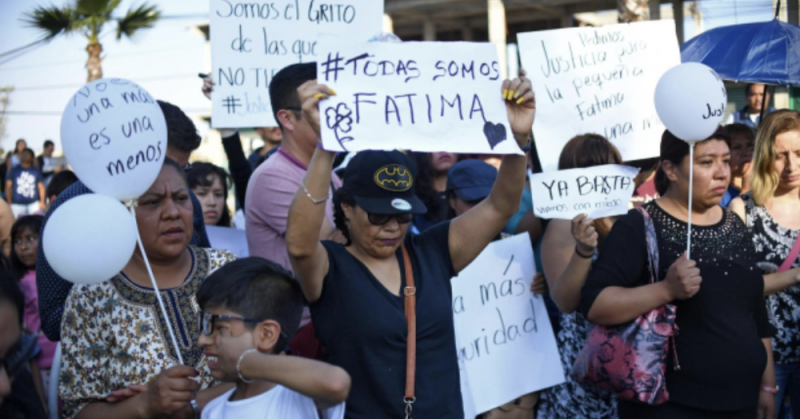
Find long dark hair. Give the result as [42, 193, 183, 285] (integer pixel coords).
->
[410, 152, 445, 223]
[333, 189, 356, 246]
[187, 162, 232, 227]
[10, 215, 44, 279]
[654, 128, 731, 196]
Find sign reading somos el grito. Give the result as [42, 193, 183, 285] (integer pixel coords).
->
[210, 0, 383, 128]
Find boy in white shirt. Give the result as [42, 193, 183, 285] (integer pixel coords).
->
[197, 257, 350, 419]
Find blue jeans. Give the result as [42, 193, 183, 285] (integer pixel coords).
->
[775, 363, 800, 419]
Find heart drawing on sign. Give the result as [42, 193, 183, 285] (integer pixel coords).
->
[483, 121, 507, 149]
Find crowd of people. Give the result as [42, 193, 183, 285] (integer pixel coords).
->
[0, 52, 797, 419]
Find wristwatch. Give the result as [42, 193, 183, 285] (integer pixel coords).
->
[760, 385, 779, 395]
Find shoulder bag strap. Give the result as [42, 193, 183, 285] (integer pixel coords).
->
[778, 233, 800, 272]
[401, 245, 416, 419]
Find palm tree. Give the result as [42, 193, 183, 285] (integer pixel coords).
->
[23, 0, 161, 82]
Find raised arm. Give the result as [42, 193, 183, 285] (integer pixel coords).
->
[449, 71, 536, 273]
[541, 216, 595, 314]
[285, 81, 336, 303]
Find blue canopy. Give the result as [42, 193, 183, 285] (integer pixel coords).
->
[681, 19, 800, 86]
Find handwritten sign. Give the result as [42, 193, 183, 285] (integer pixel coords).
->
[518, 20, 680, 171]
[209, 0, 383, 128]
[317, 41, 520, 154]
[530, 164, 639, 220]
[60, 78, 166, 201]
[452, 233, 564, 415]
[206, 225, 249, 257]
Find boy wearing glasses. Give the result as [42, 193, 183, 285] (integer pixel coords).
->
[197, 257, 350, 418]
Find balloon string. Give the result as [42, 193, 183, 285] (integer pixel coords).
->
[129, 204, 185, 365]
[687, 144, 694, 260]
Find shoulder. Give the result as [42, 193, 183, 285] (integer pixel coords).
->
[198, 247, 237, 274]
[728, 196, 747, 222]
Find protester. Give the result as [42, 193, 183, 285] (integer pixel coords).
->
[729, 110, 800, 418]
[0, 270, 47, 419]
[726, 83, 776, 128]
[189, 162, 233, 226]
[5, 149, 45, 219]
[58, 158, 236, 419]
[412, 152, 457, 232]
[36, 100, 212, 342]
[36, 140, 59, 186]
[286, 72, 535, 418]
[248, 127, 283, 171]
[43, 170, 78, 211]
[244, 62, 341, 359]
[537, 134, 622, 419]
[6, 140, 27, 173]
[581, 128, 776, 418]
[9, 215, 55, 398]
[197, 257, 350, 418]
[721, 123, 756, 207]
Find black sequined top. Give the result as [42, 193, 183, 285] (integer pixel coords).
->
[581, 201, 774, 411]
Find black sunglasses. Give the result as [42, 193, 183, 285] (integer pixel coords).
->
[199, 311, 288, 341]
[367, 212, 414, 226]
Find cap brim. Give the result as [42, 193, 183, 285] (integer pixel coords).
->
[453, 186, 492, 202]
[353, 194, 428, 215]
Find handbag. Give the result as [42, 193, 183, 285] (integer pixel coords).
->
[571, 207, 678, 405]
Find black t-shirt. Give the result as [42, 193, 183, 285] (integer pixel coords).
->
[580, 202, 773, 411]
[311, 221, 463, 419]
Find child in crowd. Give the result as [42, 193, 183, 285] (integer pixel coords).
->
[197, 257, 350, 418]
[5, 149, 45, 219]
[10, 215, 55, 398]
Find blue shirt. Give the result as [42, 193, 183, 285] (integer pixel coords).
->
[36, 180, 210, 341]
[720, 185, 740, 208]
[729, 106, 776, 129]
[8, 166, 42, 205]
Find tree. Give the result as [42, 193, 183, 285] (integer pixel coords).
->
[23, 0, 161, 82]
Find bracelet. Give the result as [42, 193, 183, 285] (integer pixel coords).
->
[761, 385, 779, 395]
[237, 348, 258, 384]
[575, 245, 594, 259]
[301, 180, 331, 205]
[189, 399, 199, 419]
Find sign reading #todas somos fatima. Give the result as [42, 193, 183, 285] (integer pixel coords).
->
[317, 41, 521, 154]
[452, 233, 564, 416]
[529, 164, 640, 220]
[209, 0, 383, 128]
[517, 20, 681, 171]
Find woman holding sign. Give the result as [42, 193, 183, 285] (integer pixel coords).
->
[729, 110, 800, 419]
[580, 128, 776, 419]
[286, 74, 535, 418]
[537, 134, 622, 419]
[58, 159, 236, 419]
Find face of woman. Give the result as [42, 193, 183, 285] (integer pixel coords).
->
[429, 153, 457, 174]
[773, 130, 800, 190]
[136, 166, 194, 261]
[193, 174, 225, 226]
[15, 141, 25, 153]
[667, 139, 730, 207]
[13, 227, 38, 269]
[343, 204, 410, 259]
[729, 133, 754, 178]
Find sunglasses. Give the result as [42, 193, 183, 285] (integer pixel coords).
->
[199, 311, 288, 341]
[368, 212, 414, 226]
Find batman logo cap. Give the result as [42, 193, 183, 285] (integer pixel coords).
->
[341, 150, 428, 215]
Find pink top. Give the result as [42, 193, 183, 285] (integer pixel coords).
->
[245, 149, 340, 272]
[19, 270, 58, 369]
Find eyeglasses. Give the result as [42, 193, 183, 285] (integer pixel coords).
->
[367, 212, 414, 226]
[199, 311, 288, 341]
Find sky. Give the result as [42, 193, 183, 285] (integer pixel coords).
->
[0, 0, 779, 153]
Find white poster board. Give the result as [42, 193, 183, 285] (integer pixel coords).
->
[530, 164, 640, 220]
[206, 225, 249, 257]
[517, 20, 680, 171]
[317, 41, 521, 154]
[452, 234, 564, 416]
[209, 0, 383, 128]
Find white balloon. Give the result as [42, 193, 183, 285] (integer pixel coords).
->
[654, 63, 727, 143]
[60, 78, 166, 201]
[43, 194, 137, 285]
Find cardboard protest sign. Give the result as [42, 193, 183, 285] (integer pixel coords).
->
[206, 225, 249, 257]
[530, 164, 639, 220]
[317, 41, 520, 154]
[209, 0, 383, 128]
[452, 234, 564, 415]
[518, 20, 680, 171]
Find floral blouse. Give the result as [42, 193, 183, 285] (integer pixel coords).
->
[58, 246, 236, 419]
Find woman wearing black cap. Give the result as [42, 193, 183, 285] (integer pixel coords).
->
[580, 128, 776, 418]
[286, 74, 535, 419]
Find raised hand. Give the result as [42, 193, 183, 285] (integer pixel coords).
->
[296, 80, 336, 139]
[572, 214, 598, 256]
[501, 69, 536, 147]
